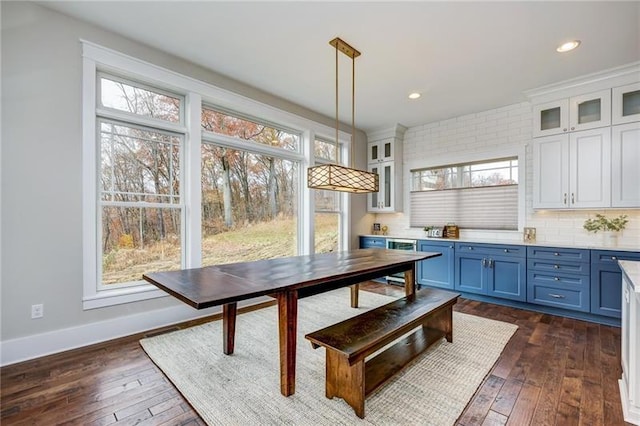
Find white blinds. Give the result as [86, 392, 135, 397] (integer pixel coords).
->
[410, 185, 518, 230]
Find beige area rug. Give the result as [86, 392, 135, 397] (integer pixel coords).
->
[140, 288, 517, 425]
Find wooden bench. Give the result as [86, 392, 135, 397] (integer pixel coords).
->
[305, 288, 459, 418]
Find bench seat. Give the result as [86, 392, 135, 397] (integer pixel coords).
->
[305, 287, 459, 418]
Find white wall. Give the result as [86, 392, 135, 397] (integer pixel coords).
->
[375, 102, 640, 247]
[0, 2, 368, 364]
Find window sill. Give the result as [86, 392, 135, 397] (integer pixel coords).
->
[83, 283, 167, 310]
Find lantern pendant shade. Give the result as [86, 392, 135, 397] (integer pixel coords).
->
[307, 37, 379, 194]
[307, 163, 379, 193]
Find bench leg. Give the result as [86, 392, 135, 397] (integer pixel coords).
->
[422, 305, 454, 343]
[222, 303, 237, 355]
[326, 350, 366, 418]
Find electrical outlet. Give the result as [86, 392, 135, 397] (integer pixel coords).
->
[31, 304, 44, 319]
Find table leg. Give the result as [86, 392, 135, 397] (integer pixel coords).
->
[350, 284, 359, 308]
[276, 290, 298, 396]
[404, 264, 416, 297]
[223, 302, 237, 355]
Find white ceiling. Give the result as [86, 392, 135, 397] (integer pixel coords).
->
[40, 1, 640, 133]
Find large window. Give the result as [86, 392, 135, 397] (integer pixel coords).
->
[410, 157, 519, 230]
[97, 75, 185, 288]
[83, 43, 349, 309]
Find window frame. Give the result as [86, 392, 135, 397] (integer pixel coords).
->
[82, 41, 350, 309]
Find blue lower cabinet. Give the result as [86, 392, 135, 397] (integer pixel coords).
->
[454, 243, 526, 302]
[417, 240, 454, 290]
[359, 236, 386, 249]
[591, 250, 640, 318]
[489, 256, 526, 301]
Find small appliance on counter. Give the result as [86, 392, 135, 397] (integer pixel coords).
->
[424, 227, 443, 238]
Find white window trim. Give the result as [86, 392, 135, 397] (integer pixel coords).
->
[82, 41, 350, 309]
[405, 144, 527, 232]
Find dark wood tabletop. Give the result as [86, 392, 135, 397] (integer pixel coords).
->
[143, 248, 440, 309]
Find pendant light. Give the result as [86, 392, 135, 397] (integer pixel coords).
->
[307, 38, 379, 193]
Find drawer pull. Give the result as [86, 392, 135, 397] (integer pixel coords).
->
[553, 265, 560, 269]
[554, 252, 560, 256]
[468, 246, 473, 250]
[612, 256, 617, 260]
[549, 293, 565, 299]
[504, 249, 508, 253]
[554, 277, 560, 281]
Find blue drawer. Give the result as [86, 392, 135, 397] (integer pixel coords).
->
[527, 259, 590, 276]
[529, 284, 588, 312]
[527, 246, 590, 262]
[455, 243, 525, 258]
[359, 236, 386, 249]
[527, 271, 589, 289]
[591, 250, 640, 264]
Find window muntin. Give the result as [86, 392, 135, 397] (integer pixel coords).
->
[100, 121, 181, 204]
[411, 157, 518, 191]
[201, 143, 298, 266]
[202, 106, 299, 152]
[99, 75, 182, 124]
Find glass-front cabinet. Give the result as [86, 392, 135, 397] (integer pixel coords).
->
[613, 82, 640, 125]
[368, 140, 394, 163]
[368, 162, 395, 212]
[533, 89, 611, 137]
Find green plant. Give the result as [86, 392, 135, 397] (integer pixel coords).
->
[583, 214, 628, 233]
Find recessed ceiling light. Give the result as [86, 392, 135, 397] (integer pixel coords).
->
[556, 40, 581, 53]
[408, 92, 421, 100]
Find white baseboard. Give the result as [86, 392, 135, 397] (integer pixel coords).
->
[0, 297, 269, 367]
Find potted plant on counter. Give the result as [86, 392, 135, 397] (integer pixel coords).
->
[583, 214, 628, 247]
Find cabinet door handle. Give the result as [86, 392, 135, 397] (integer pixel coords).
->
[489, 259, 494, 268]
[504, 249, 509, 253]
[570, 126, 575, 131]
[571, 193, 575, 204]
[468, 246, 474, 250]
[449, 246, 454, 249]
[549, 293, 565, 299]
[554, 264, 560, 269]
[563, 193, 567, 205]
[563, 128, 568, 132]
[481, 258, 487, 267]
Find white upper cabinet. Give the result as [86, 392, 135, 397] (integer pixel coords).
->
[612, 82, 640, 125]
[612, 122, 640, 207]
[368, 139, 396, 163]
[533, 90, 611, 137]
[533, 128, 611, 209]
[366, 125, 406, 213]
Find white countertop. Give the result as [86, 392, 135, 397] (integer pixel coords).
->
[620, 261, 640, 293]
[361, 234, 640, 252]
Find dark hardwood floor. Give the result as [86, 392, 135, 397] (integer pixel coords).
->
[1, 282, 631, 425]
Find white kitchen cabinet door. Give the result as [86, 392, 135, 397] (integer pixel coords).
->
[613, 82, 640, 125]
[533, 134, 570, 208]
[569, 90, 611, 132]
[367, 161, 401, 213]
[612, 123, 640, 207]
[569, 127, 611, 208]
[533, 99, 569, 138]
[367, 140, 394, 164]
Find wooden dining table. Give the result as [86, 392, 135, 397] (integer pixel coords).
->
[143, 248, 440, 396]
